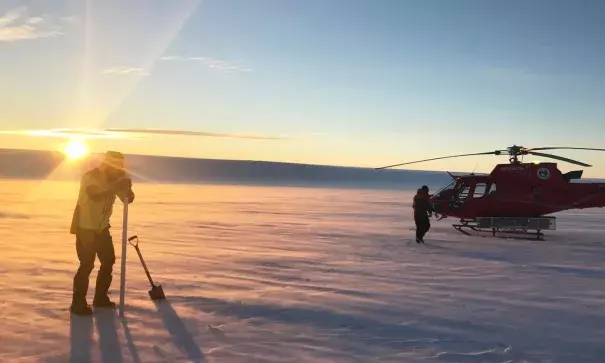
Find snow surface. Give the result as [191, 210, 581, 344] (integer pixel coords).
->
[1, 179, 604, 362]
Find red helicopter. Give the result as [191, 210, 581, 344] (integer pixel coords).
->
[376, 145, 605, 239]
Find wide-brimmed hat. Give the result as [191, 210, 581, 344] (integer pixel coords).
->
[102, 151, 125, 170]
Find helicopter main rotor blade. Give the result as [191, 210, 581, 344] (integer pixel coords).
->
[527, 151, 592, 167]
[375, 150, 503, 170]
[527, 146, 605, 152]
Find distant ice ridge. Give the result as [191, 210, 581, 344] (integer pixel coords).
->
[0, 148, 452, 190]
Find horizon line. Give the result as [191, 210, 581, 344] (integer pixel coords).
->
[0, 147, 456, 174]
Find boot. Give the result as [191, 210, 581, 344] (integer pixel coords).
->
[71, 303, 93, 315]
[70, 295, 93, 315]
[93, 293, 116, 309]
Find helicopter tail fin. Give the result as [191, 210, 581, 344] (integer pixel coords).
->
[562, 170, 583, 182]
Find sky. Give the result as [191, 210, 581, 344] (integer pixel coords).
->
[1, 0, 605, 176]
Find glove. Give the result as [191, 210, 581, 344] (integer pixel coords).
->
[123, 189, 135, 203]
[113, 177, 132, 192]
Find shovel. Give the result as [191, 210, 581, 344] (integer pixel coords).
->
[128, 235, 166, 300]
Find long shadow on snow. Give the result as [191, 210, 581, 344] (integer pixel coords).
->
[154, 299, 205, 363]
[69, 311, 139, 363]
[69, 315, 94, 363]
[120, 317, 143, 363]
[94, 309, 124, 363]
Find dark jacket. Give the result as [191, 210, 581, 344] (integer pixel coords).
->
[413, 191, 433, 217]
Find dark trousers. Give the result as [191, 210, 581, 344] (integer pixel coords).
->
[72, 228, 116, 304]
[415, 214, 431, 240]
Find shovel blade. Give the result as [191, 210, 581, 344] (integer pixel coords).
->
[148, 284, 166, 300]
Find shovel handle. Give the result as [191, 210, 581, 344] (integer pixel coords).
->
[128, 235, 139, 247]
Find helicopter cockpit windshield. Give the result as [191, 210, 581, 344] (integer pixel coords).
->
[431, 179, 476, 202]
[432, 179, 457, 199]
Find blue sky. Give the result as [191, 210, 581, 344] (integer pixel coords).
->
[1, 0, 605, 176]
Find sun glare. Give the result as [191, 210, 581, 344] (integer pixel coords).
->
[62, 139, 89, 160]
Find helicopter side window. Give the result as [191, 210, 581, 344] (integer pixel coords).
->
[487, 183, 497, 195]
[473, 183, 488, 198]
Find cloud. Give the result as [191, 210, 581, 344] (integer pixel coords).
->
[0, 128, 286, 140]
[102, 67, 150, 76]
[106, 128, 284, 140]
[0, 7, 67, 42]
[0, 128, 131, 140]
[161, 56, 252, 72]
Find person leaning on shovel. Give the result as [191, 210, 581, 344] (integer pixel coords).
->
[69, 151, 135, 315]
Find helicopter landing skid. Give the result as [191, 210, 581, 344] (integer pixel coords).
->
[452, 216, 556, 240]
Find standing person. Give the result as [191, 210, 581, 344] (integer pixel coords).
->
[413, 185, 433, 243]
[69, 151, 135, 315]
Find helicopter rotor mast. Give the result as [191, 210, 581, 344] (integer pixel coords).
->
[375, 145, 605, 170]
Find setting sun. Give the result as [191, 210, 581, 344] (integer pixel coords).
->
[62, 139, 89, 160]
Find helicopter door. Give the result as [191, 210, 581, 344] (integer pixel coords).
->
[451, 182, 472, 209]
[456, 183, 472, 200]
